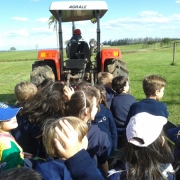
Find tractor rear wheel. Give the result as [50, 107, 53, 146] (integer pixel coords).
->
[30, 62, 55, 86]
[104, 59, 129, 78]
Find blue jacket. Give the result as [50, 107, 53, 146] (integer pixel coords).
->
[92, 104, 117, 152]
[126, 98, 169, 127]
[166, 126, 180, 143]
[65, 149, 104, 180]
[36, 150, 103, 180]
[11, 113, 46, 158]
[110, 93, 136, 133]
[105, 86, 116, 109]
[36, 159, 72, 180]
[87, 124, 111, 165]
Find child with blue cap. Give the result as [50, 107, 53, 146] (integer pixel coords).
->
[0, 102, 24, 171]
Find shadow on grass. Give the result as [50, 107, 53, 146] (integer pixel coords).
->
[0, 94, 16, 104]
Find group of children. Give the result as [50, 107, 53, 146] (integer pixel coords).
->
[0, 72, 179, 180]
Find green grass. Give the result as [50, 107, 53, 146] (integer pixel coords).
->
[0, 45, 180, 124]
[0, 51, 38, 61]
[122, 47, 180, 124]
[0, 61, 33, 103]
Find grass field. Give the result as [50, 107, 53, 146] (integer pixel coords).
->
[0, 44, 180, 124]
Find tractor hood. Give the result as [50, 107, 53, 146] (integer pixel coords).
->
[49, 1, 108, 22]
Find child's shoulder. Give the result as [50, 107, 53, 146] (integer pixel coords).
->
[88, 124, 109, 140]
[0, 135, 15, 148]
[135, 98, 166, 105]
[36, 159, 72, 180]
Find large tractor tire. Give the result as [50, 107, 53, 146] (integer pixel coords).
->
[30, 63, 55, 86]
[104, 59, 129, 78]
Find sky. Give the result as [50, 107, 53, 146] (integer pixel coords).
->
[0, 0, 180, 50]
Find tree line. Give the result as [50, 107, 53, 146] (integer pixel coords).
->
[102, 37, 180, 47]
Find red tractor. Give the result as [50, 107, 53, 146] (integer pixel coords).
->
[30, 1, 128, 86]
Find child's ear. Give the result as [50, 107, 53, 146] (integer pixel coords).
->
[84, 108, 88, 115]
[155, 90, 159, 96]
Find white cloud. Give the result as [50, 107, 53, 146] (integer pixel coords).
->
[31, 27, 51, 33]
[35, 18, 49, 23]
[1, 10, 180, 50]
[4, 29, 30, 37]
[138, 11, 161, 17]
[12, 17, 29, 21]
[176, 0, 180, 4]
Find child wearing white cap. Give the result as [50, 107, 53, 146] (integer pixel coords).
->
[123, 112, 175, 180]
[105, 112, 176, 180]
[0, 102, 24, 171]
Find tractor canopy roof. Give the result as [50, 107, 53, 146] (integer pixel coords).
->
[49, 1, 108, 22]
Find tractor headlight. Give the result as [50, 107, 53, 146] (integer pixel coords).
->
[89, 39, 97, 48]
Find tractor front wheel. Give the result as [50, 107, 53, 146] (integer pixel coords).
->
[30, 63, 55, 86]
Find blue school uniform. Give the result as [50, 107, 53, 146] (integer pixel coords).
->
[126, 98, 169, 127]
[65, 149, 104, 180]
[87, 124, 111, 165]
[110, 93, 136, 133]
[105, 86, 116, 108]
[36, 150, 103, 180]
[92, 104, 117, 153]
[36, 159, 72, 180]
[11, 113, 46, 158]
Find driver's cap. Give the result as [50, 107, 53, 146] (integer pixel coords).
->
[74, 29, 81, 35]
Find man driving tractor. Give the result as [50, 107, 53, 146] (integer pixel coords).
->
[66, 29, 85, 58]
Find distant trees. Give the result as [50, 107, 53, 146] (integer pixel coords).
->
[160, 38, 172, 47]
[10, 47, 16, 51]
[102, 37, 179, 48]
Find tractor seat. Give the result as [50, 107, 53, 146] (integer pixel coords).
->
[68, 41, 90, 60]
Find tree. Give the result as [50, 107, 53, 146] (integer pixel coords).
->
[10, 47, 16, 51]
[48, 15, 58, 48]
[161, 38, 171, 47]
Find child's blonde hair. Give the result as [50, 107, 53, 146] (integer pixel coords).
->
[143, 75, 166, 97]
[42, 116, 88, 158]
[97, 72, 114, 86]
[14, 82, 37, 102]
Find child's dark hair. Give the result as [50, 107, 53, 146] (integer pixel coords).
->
[0, 167, 42, 180]
[125, 131, 173, 180]
[172, 134, 180, 179]
[73, 81, 91, 91]
[112, 76, 128, 94]
[64, 91, 95, 120]
[91, 85, 108, 108]
[21, 81, 66, 125]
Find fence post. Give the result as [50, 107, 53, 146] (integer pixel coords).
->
[172, 42, 176, 64]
